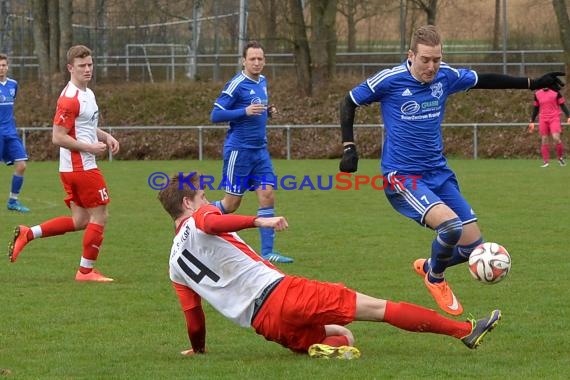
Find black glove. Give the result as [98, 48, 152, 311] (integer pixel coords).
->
[529, 72, 565, 91]
[339, 144, 358, 173]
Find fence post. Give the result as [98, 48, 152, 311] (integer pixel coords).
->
[199, 126, 203, 161]
[286, 125, 291, 160]
[473, 124, 478, 160]
[108, 127, 113, 162]
[21, 127, 26, 149]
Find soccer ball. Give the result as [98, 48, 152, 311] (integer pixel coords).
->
[468, 242, 511, 284]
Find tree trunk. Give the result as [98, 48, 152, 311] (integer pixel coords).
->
[346, 0, 357, 52]
[288, 0, 312, 96]
[59, 0, 73, 83]
[310, 0, 337, 86]
[552, 0, 570, 98]
[262, 0, 278, 52]
[0, 0, 12, 54]
[411, 0, 438, 25]
[492, 0, 500, 50]
[95, 0, 108, 79]
[31, 0, 51, 99]
[47, 0, 60, 84]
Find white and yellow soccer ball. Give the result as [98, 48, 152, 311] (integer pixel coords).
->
[468, 242, 511, 284]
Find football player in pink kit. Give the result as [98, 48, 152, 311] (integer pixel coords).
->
[158, 172, 501, 359]
[528, 88, 570, 167]
[8, 45, 119, 282]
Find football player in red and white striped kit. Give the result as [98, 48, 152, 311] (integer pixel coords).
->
[8, 45, 119, 282]
[158, 172, 502, 359]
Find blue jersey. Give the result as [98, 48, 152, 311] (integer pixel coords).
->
[350, 61, 477, 173]
[212, 72, 269, 149]
[0, 78, 18, 136]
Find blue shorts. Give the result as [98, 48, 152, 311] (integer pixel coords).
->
[383, 167, 477, 227]
[1, 134, 28, 165]
[221, 147, 276, 196]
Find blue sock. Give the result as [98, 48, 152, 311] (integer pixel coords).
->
[257, 206, 275, 256]
[429, 218, 463, 283]
[211, 200, 227, 214]
[10, 175, 24, 200]
[447, 237, 483, 267]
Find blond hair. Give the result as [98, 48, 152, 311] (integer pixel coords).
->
[410, 25, 442, 53]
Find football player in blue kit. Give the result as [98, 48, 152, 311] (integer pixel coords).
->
[210, 41, 293, 264]
[339, 25, 564, 315]
[0, 53, 30, 213]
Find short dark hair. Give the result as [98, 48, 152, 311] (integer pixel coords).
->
[242, 40, 264, 58]
[409, 25, 441, 53]
[66, 45, 92, 64]
[157, 172, 202, 220]
[0, 53, 8, 62]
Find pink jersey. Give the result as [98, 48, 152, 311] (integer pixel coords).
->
[534, 88, 565, 120]
[169, 205, 284, 327]
[53, 82, 99, 172]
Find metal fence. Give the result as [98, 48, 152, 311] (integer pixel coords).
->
[7, 49, 566, 83]
[17, 123, 531, 161]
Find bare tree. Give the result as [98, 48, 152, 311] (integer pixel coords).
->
[31, 0, 72, 98]
[259, 0, 279, 52]
[287, 0, 312, 96]
[0, 0, 12, 54]
[95, 0, 108, 78]
[31, 0, 52, 98]
[409, 0, 438, 25]
[310, 0, 337, 85]
[60, 0, 73, 79]
[492, 0, 500, 50]
[552, 0, 570, 97]
[337, 0, 376, 52]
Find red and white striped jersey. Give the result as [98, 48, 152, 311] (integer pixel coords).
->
[53, 81, 99, 172]
[169, 205, 284, 327]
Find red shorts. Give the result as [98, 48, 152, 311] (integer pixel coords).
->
[59, 168, 110, 208]
[539, 117, 562, 136]
[251, 275, 357, 353]
[172, 281, 201, 311]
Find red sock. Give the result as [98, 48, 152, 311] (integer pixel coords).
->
[555, 143, 564, 159]
[33, 216, 75, 239]
[321, 335, 349, 347]
[79, 223, 104, 274]
[541, 144, 550, 163]
[383, 301, 471, 339]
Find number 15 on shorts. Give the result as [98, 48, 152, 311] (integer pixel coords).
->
[98, 187, 109, 201]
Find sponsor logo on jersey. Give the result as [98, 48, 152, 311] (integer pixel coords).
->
[402, 88, 412, 96]
[401, 100, 421, 115]
[251, 97, 266, 106]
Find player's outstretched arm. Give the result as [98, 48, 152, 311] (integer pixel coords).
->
[254, 216, 288, 231]
[473, 72, 565, 91]
[529, 72, 565, 91]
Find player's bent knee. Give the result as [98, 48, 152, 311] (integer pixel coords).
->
[436, 217, 463, 246]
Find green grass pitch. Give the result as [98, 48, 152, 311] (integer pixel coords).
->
[1, 159, 568, 379]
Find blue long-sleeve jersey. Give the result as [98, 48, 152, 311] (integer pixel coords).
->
[211, 72, 269, 149]
[349, 61, 478, 173]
